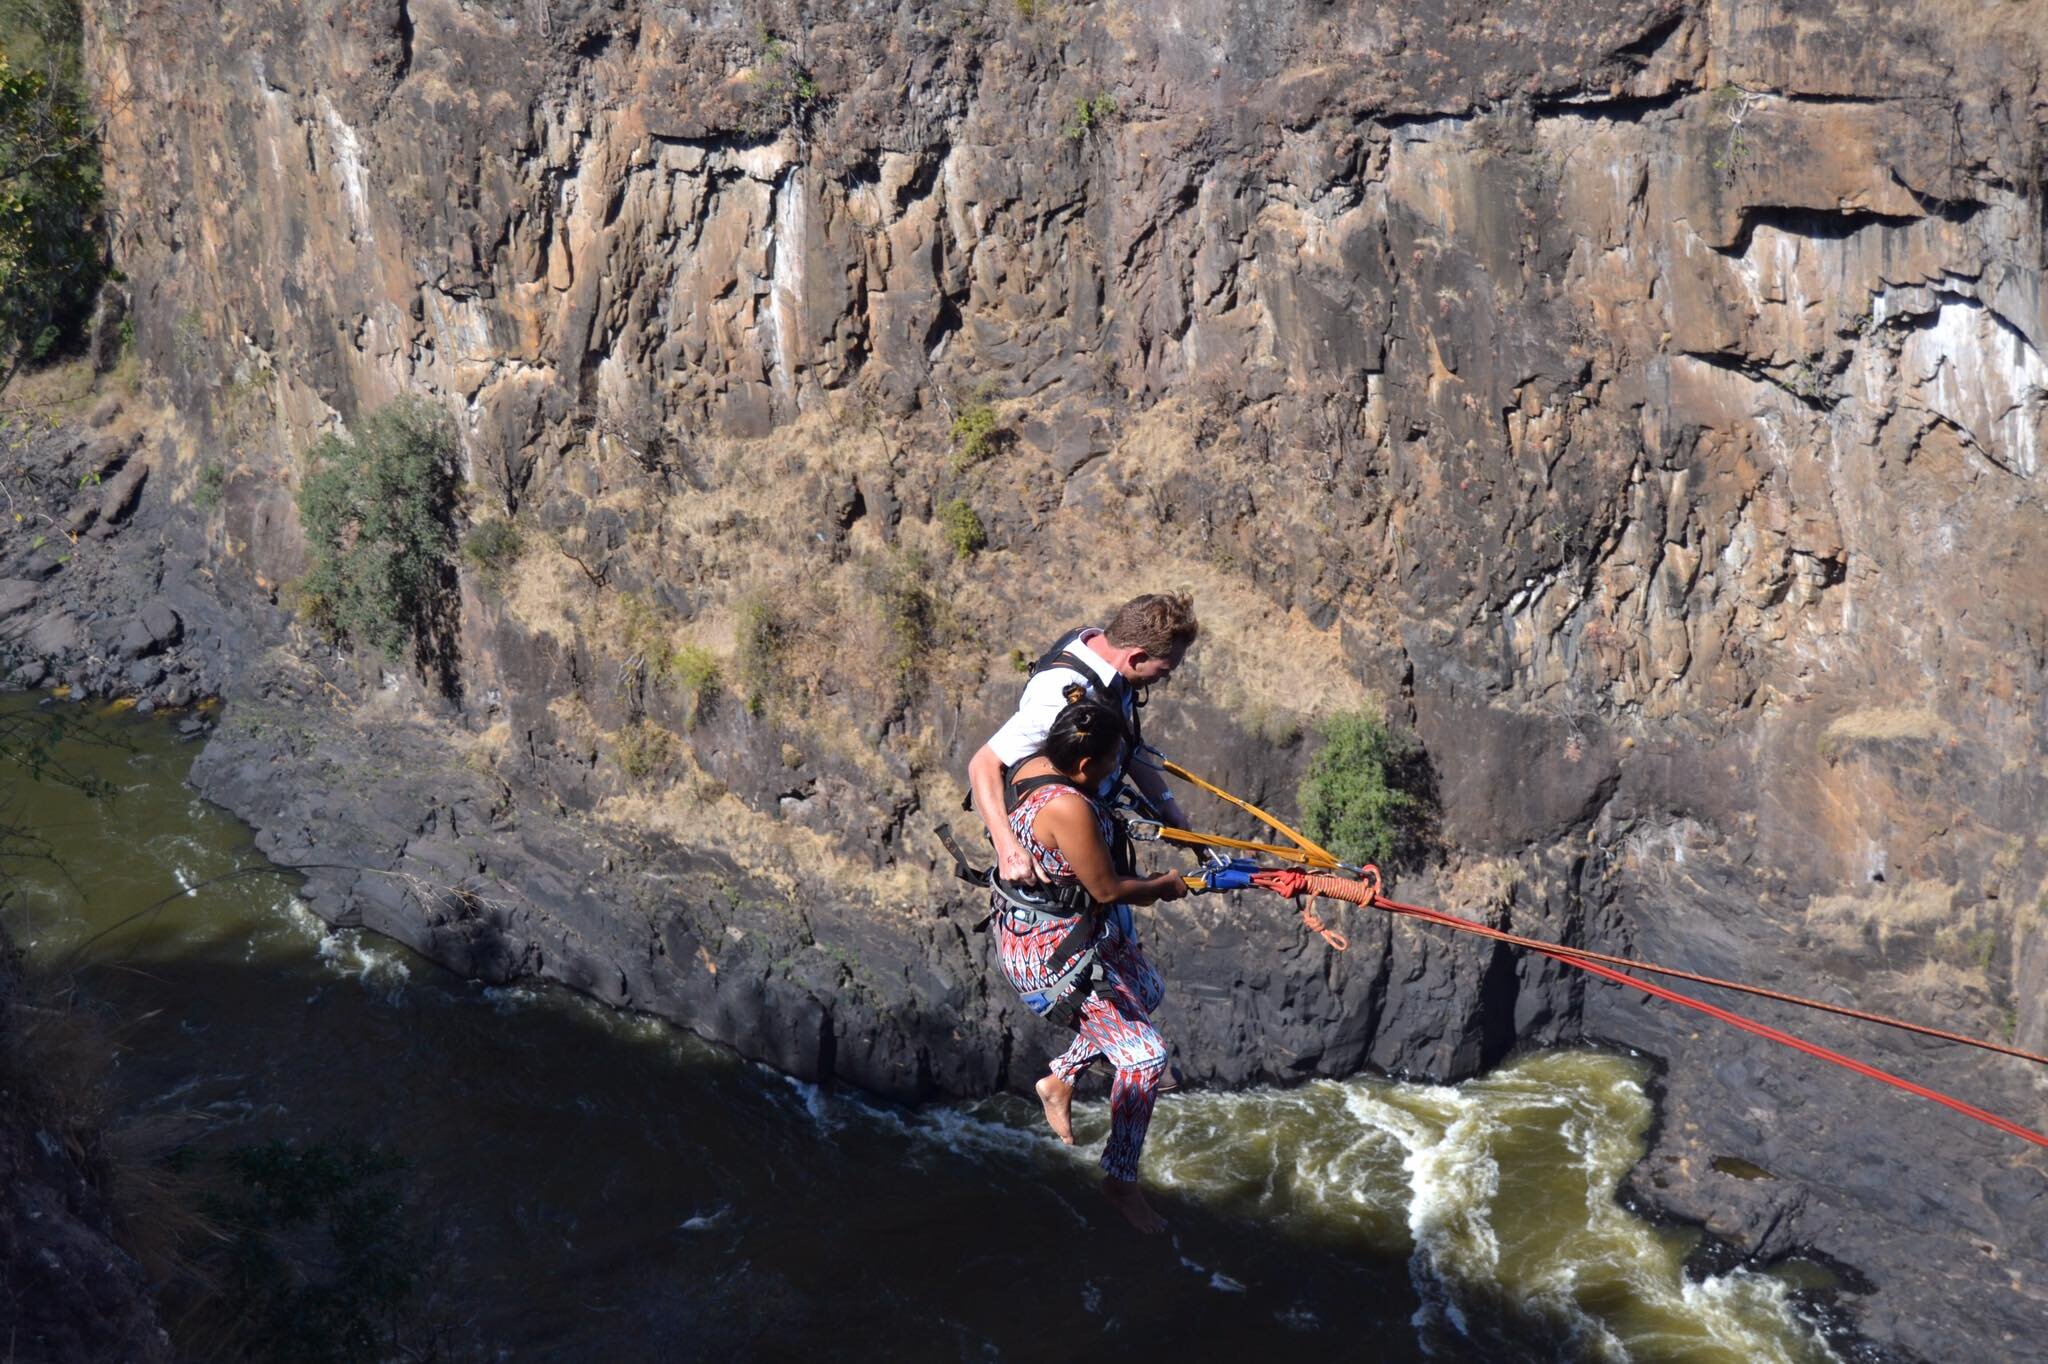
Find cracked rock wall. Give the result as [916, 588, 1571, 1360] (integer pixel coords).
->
[81, 1, 2048, 1357]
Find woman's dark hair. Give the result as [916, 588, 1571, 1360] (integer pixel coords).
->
[1040, 698, 1125, 775]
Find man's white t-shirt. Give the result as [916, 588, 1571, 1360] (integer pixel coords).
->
[986, 628, 1133, 799]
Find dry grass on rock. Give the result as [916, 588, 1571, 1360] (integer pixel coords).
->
[1820, 706, 1953, 760]
[1806, 879, 1954, 954]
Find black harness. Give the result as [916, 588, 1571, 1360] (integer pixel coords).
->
[1024, 627, 1145, 779]
[990, 769, 1110, 1029]
[934, 627, 1156, 1030]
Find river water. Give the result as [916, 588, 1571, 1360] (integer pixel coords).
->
[0, 696, 1840, 1362]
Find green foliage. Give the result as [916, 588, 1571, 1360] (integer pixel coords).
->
[672, 644, 721, 722]
[948, 402, 1003, 470]
[879, 553, 939, 687]
[1064, 93, 1118, 141]
[294, 399, 459, 658]
[1297, 708, 1426, 868]
[191, 459, 226, 512]
[460, 517, 524, 585]
[745, 30, 820, 133]
[613, 718, 679, 781]
[855, 550, 949, 699]
[0, 1, 103, 376]
[734, 593, 793, 706]
[194, 1140, 429, 1364]
[615, 590, 676, 675]
[938, 497, 986, 557]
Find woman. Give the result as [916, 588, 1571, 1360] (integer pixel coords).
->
[992, 698, 1187, 1234]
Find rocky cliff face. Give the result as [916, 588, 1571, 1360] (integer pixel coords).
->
[40, 0, 2048, 1355]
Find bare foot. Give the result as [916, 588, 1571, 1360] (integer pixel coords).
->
[1035, 1073, 1075, 1144]
[1101, 1175, 1168, 1234]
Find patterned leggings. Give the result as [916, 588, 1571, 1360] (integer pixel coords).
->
[995, 909, 1169, 1182]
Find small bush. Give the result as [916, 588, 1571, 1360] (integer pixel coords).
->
[850, 550, 950, 701]
[885, 591, 934, 685]
[615, 591, 677, 676]
[614, 718, 679, 781]
[294, 398, 459, 658]
[1297, 709, 1426, 868]
[744, 30, 820, 134]
[734, 594, 793, 705]
[1064, 93, 1118, 141]
[674, 644, 719, 695]
[191, 458, 227, 512]
[461, 517, 523, 585]
[948, 402, 1003, 470]
[673, 644, 721, 724]
[938, 498, 986, 557]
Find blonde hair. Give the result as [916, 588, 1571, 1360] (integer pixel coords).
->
[1104, 592, 1199, 658]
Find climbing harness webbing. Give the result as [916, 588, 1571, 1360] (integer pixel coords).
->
[1152, 759, 2048, 1151]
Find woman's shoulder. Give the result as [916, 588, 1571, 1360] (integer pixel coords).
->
[1028, 783, 1102, 834]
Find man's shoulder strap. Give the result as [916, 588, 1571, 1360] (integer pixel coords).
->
[1027, 626, 1129, 704]
[1003, 770, 1089, 815]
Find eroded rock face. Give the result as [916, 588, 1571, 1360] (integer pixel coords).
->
[76, 0, 2048, 1356]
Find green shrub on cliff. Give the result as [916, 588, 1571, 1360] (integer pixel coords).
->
[948, 402, 1003, 470]
[295, 399, 459, 659]
[938, 498, 985, 557]
[613, 718, 679, 781]
[1064, 93, 1118, 141]
[460, 516, 523, 586]
[743, 30, 819, 135]
[733, 593, 791, 711]
[1298, 708, 1426, 868]
[0, 0, 104, 380]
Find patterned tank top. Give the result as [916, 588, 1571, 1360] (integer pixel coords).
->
[1007, 780, 1116, 885]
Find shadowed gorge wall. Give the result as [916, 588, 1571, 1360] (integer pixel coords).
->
[54, 1, 2048, 1357]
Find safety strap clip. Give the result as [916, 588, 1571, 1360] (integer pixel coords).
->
[933, 824, 989, 886]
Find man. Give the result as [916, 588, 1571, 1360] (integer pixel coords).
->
[967, 591, 1202, 878]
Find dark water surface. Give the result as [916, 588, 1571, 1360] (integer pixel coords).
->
[1, 696, 1836, 1361]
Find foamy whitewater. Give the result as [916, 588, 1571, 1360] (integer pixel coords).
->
[791, 1052, 1838, 1363]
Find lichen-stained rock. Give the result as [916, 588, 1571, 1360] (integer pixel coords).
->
[75, 0, 2048, 1356]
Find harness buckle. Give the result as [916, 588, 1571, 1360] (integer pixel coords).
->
[1120, 816, 1163, 843]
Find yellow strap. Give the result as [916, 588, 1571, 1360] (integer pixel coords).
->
[1152, 826, 1340, 870]
[1160, 759, 1340, 866]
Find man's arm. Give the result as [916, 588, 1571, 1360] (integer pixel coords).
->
[1127, 748, 1188, 830]
[968, 743, 1039, 882]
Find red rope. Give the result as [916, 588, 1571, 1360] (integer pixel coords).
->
[1248, 868, 2048, 1150]
[1559, 954, 2048, 1149]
